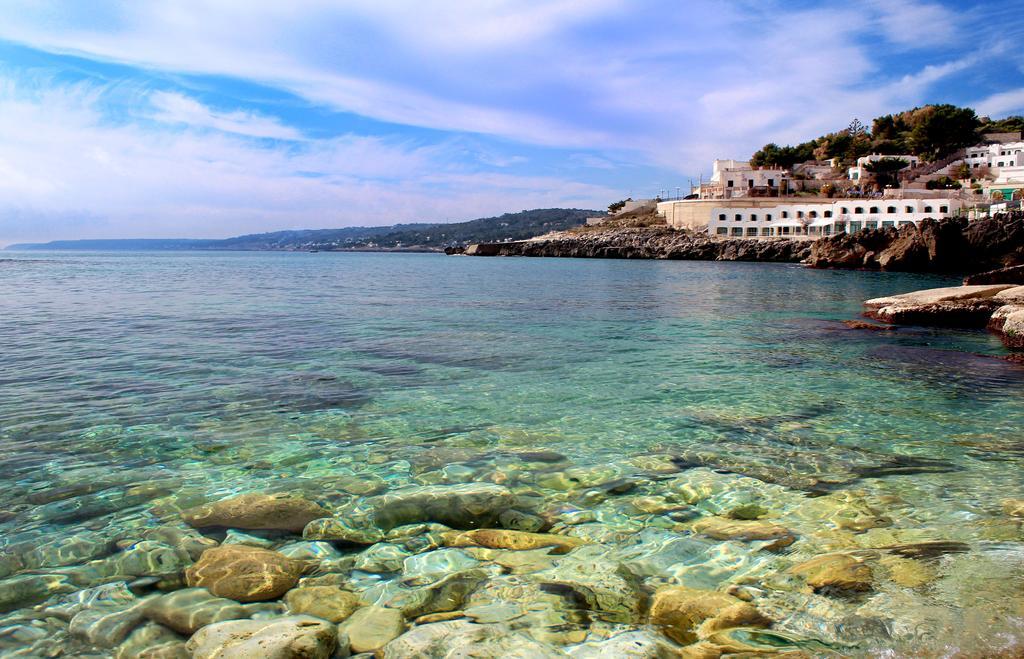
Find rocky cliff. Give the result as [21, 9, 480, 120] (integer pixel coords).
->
[808, 213, 1024, 273]
[452, 227, 811, 262]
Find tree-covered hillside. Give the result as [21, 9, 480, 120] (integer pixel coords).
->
[750, 104, 1023, 168]
[8, 208, 598, 251]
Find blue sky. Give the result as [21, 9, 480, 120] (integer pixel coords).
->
[0, 0, 1023, 243]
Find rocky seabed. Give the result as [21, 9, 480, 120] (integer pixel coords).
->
[2, 445, 1024, 658]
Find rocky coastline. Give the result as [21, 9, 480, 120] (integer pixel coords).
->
[447, 227, 811, 263]
[452, 213, 1024, 278]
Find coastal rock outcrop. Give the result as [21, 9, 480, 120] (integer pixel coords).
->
[810, 215, 1024, 273]
[862, 283, 1024, 349]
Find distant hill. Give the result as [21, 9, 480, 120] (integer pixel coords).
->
[6, 208, 598, 251]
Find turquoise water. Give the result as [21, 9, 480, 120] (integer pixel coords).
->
[1, 251, 1022, 657]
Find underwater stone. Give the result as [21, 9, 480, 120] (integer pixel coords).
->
[1002, 498, 1024, 517]
[402, 548, 480, 586]
[442, 529, 587, 555]
[114, 622, 187, 659]
[498, 509, 546, 532]
[22, 531, 112, 569]
[142, 588, 251, 634]
[276, 541, 344, 562]
[303, 517, 383, 545]
[566, 630, 682, 658]
[649, 586, 770, 645]
[353, 543, 411, 573]
[380, 619, 564, 659]
[185, 545, 303, 602]
[141, 526, 219, 561]
[69, 596, 152, 648]
[186, 615, 337, 659]
[691, 516, 796, 550]
[285, 586, 362, 623]
[338, 605, 405, 654]
[0, 574, 76, 613]
[789, 554, 873, 593]
[182, 492, 329, 533]
[356, 483, 515, 531]
[534, 549, 643, 622]
[222, 530, 275, 548]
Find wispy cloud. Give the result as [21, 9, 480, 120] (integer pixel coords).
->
[149, 91, 303, 140]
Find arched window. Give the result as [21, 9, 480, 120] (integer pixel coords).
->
[869, 206, 879, 214]
[840, 207, 849, 214]
[924, 206, 933, 213]
[824, 210, 832, 218]
[766, 213, 773, 221]
[905, 206, 914, 213]
[797, 211, 804, 219]
[750, 214, 758, 222]
[854, 207, 864, 214]
[781, 211, 789, 218]
[735, 214, 742, 221]
[718, 214, 726, 222]
[939, 205, 948, 213]
[809, 210, 818, 218]
[886, 206, 896, 214]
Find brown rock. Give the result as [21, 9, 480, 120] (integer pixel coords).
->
[182, 493, 329, 532]
[1002, 498, 1024, 517]
[185, 545, 303, 602]
[649, 586, 770, 645]
[338, 605, 405, 654]
[441, 529, 586, 555]
[691, 517, 796, 550]
[842, 320, 896, 331]
[789, 553, 872, 593]
[285, 586, 362, 623]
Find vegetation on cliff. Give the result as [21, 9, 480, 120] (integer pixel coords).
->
[9, 209, 598, 252]
[751, 104, 1023, 168]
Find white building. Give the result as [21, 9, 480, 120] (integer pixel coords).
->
[964, 141, 1024, 174]
[847, 154, 920, 182]
[707, 197, 964, 239]
[695, 160, 788, 199]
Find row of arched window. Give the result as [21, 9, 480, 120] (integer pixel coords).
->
[717, 205, 948, 222]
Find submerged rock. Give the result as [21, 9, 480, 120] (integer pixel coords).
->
[338, 605, 405, 654]
[285, 586, 362, 623]
[691, 516, 796, 550]
[185, 545, 303, 602]
[350, 483, 515, 531]
[182, 492, 329, 532]
[789, 553, 873, 593]
[353, 542, 412, 573]
[303, 517, 383, 545]
[381, 619, 564, 658]
[649, 586, 770, 645]
[442, 529, 587, 555]
[566, 630, 681, 658]
[186, 615, 337, 659]
[1002, 498, 1024, 517]
[22, 531, 112, 569]
[142, 588, 250, 634]
[0, 574, 76, 613]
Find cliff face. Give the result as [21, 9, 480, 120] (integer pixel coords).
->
[455, 227, 811, 262]
[808, 215, 1024, 273]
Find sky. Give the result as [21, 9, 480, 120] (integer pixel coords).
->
[1, 1, 1023, 244]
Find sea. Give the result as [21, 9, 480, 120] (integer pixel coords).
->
[1, 250, 1022, 657]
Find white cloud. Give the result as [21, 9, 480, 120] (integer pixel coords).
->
[149, 91, 303, 140]
[0, 77, 615, 244]
[975, 89, 1024, 118]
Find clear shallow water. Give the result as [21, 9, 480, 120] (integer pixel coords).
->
[1, 251, 1023, 657]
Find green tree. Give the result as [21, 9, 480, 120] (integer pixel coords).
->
[906, 104, 979, 159]
[863, 157, 911, 188]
